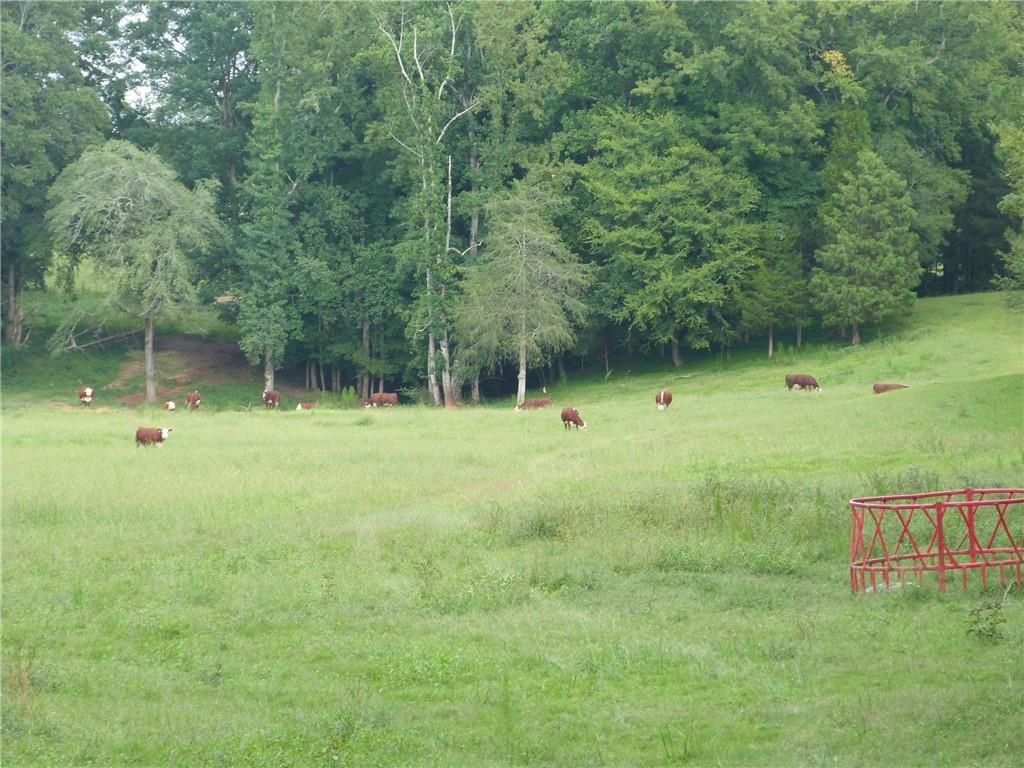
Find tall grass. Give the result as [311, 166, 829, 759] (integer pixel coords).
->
[2, 293, 1023, 766]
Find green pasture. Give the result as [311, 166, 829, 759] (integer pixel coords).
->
[3, 293, 1023, 766]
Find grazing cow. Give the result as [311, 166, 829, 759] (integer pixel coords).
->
[296, 402, 318, 410]
[262, 389, 281, 408]
[78, 386, 94, 406]
[517, 396, 553, 411]
[561, 407, 587, 430]
[186, 390, 201, 409]
[135, 426, 172, 447]
[163, 401, 176, 411]
[366, 392, 398, 407]
[655, 389, 673, 410]
[873, 382, 909, 395]
[785, 374, 821, 391]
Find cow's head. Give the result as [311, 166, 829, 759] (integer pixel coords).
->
[161, 428, 172, 440]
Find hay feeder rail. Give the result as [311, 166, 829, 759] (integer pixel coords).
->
[850, 488, 1024, 593]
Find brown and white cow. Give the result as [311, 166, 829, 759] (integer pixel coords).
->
[135, 426, 172, 447]
[655, 389, 673, 410]
[262, 389, 281, 408]
[785, 374, 821, 391]
[296, 402, 318, 410]
[366, 392, 398, 407]
[517, 396, 553, 411]
[561, 406, 587, 430]
[186, 390, 201, 409]
[163, 400, 176, 411]
[79, 386, 94, 406]
[873, 382, 909, 395]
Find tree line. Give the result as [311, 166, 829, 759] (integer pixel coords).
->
[3, 1, 1022, 403]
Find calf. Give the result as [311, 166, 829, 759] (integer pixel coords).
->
[367, 392, 398, 407]
[135, 426, 172, 447]
[561, 407, 587, 430]
[873, 382, 909, 395]
[262, 389, 281, 408]
[655, 389, 673, 410]
[186, 390, 201, 409]
[785, 374, 821, 391]
[78, 386, 94, 406]
[163, 401, 176, 411]
[296, 402, 318, 410]
[517, 396, 553, 411]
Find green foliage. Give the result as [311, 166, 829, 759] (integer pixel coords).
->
[578, 109, 760, 351]
[46, 140, 222, 318]
[811, 151, 921, 339]
[458, 179, 590, 376]
[993, 118, 1024, 303]
[0, 1, 109, 289]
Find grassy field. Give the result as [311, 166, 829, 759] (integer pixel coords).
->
[3, 292, 1023, 766]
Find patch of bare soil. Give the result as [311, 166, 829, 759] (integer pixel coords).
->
[112, 334, 257, 405]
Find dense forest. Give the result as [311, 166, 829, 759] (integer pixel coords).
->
[3, 0, 1022, 404]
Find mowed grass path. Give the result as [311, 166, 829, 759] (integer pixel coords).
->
[3, 293, 1023, 766]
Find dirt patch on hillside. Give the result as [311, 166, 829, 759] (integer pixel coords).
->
[112, 333, 258, 405]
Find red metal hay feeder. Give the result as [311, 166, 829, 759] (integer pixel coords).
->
[850, 488, 1024, 593]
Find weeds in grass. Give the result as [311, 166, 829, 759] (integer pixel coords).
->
[966, 585, 1015, 641]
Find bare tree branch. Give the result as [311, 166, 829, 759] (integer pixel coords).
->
[436, 100, 479, 144]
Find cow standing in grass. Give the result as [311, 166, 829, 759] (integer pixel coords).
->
[136, 427, 172, 446]
[263, 389, 280, 408]
[79, 386, 94, 406]
[655, 389, 672, 410]
[366, 392, 398, 407]
[163, 401, 176, 411]
[785, 374, 821, 391]
[561, 407, 586, 430]
[186, 390, 201, 409]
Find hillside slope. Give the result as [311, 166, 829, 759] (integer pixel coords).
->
[2, 292, 1021, 412]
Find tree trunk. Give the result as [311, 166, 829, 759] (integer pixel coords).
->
[319, 361, 327, 392]
[671, 337, 683, 368]
[439, 328, 457, 408]
[471, 373, 481, 405]
[768, 324, 774, 359]
[796, 321, 803, 349]
[603, 339, 610, 375]
[558, 354, 567, 384]
[144, 314, 157, 402]
[851, 322, 861, 346]
[305, 362, 311, 390]
[5, 262, 16, 341]
[361, 316, 371, 400]
[516, 339, 527, 407]
[263, 349, 274, 392]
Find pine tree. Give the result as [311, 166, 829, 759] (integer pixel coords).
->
[811, 151, 921, 345]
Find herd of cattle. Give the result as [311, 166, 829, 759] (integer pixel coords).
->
[77, 373, 910, 446]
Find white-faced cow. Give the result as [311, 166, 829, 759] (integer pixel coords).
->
[873, 383, 909, 394]
[561, 407, 587, 430]
[656, 389, 673, 410]
[785, 374, 821, 391]
[79, 386, 94, 406]
[186, 390, 201, 409]
[163, 400, 176, 411]
[517, 396, 553, 411]
[366, 392, 398, 407]
[136, 426, 172, 447]
[296, 402, 318, 411]
[262, 389, 281, 408]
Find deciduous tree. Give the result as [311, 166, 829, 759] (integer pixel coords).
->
[46, 140, 221, 400]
